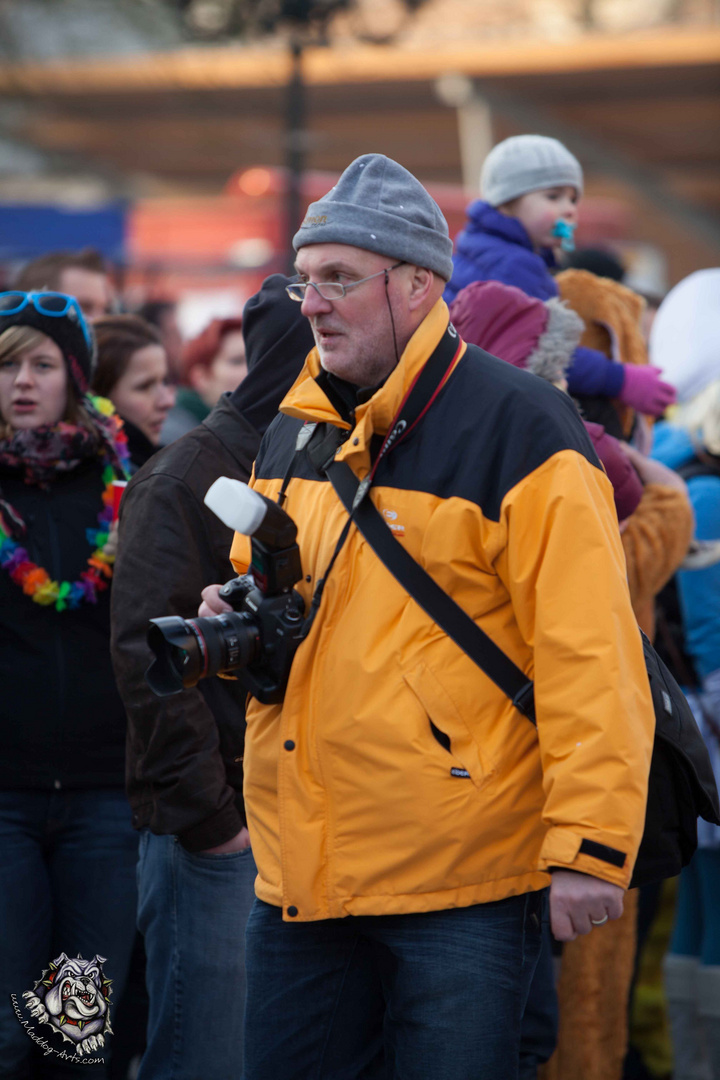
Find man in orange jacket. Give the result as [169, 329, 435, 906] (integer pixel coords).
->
[201, 154, 654, 1080]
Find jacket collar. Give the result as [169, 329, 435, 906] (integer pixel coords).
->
[279, 299, 464, 442]
[122, 417, 157, 472]
[202, 393, 261, 476]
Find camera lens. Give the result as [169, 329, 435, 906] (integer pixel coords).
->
[146, 612, 260, 696]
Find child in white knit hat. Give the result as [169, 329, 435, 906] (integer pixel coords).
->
[445, 134, 676, 416]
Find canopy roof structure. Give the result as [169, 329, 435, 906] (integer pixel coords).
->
[0, 21, 718, 282]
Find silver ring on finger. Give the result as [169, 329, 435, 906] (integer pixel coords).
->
[590, 914, 609, 926]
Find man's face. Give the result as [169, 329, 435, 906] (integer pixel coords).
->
[295, 244, 404, 387]
[58, 267, 114, 321]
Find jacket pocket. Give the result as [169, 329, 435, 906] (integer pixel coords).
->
[403, 662, 493, 789]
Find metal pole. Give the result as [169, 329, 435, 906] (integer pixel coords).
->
[456, 96, 492, 193]
[285, 37, 305, 275]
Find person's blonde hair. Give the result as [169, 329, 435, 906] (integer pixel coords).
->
[0, 325, 47, 363]
[0, 325, 95, 438]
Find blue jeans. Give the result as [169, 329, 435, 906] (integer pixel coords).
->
[518, 919, 559, 1079]
[670, 848, 720, 964]
[137, 831, 257, 1080]
[0, 789, 139, 1080]
[243, 889, 547, 1080]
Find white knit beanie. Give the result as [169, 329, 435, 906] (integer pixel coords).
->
[480, 135, 584, 207]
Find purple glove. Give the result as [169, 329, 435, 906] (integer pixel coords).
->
[618, 364, 677, 416]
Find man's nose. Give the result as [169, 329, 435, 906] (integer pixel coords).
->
[301, 284, 332, 319]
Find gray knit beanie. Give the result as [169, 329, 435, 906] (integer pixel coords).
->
[292, 154, 454, 281]
[481, 135, 583, 207]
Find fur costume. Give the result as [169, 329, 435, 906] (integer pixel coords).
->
[556, 268, 648, 435]
[622, 484, 695, 640]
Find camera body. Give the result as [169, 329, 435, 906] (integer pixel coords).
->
[146, 481, 306, 704]
[215, 547, 306, 704]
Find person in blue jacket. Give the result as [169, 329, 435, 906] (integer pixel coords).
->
[446, 134, 676, 417]
[651, 268, 720, 1080]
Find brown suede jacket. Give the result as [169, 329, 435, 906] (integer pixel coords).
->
[111, 396, 260, 852]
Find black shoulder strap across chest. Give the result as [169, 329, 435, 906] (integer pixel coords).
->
[309, 321, 536, 722]
[325, 458, 536, 722]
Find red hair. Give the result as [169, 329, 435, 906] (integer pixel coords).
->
[181, 318, 244, 382]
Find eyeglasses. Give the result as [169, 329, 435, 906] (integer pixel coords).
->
[286, 262, 405, 302]
[0, 291, 93, 350]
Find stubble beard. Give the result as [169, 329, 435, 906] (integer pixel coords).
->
[314, 327, 397, 388]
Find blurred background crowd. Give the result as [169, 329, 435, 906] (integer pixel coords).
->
[0, 2, 719, 1080]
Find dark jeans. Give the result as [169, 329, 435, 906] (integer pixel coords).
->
[0, 789, 138, 1080]
[519, 918, 559, 1079]
[137, 831, 258, 1080]
[243, 889, 547, 1080]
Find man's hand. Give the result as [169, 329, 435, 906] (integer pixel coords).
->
[199, 583, 233, 617]
[199, 827, 251, 856]
[550, 869, 624, 941]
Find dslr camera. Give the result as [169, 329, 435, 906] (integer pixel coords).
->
[145, 478, 305, 704]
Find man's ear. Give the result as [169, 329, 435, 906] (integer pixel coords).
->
[406, 266, 438, 312]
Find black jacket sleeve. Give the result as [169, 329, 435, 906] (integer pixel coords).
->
[111, 471, 248, 852]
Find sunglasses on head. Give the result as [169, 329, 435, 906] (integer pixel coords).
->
[0, 291, 93, 351]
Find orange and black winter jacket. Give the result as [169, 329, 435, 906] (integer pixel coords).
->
[231, 299, 654, 922]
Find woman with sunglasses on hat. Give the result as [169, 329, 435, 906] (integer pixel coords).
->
[0, 292, 140, 1079]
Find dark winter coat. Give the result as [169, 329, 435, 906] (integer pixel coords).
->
[445, 200, 625, 398]
[111, 395, 261, 852]
[0, 457, 127, 790]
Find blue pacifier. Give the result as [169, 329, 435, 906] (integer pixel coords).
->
[551, 219, 577, 252]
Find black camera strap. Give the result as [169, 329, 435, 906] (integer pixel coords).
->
[301, 321, 461, 611]
[345, 321, 462, 509]
[276, 321, 464, 644]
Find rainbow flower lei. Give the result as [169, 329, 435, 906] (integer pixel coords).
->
[0, 396, 130, 612]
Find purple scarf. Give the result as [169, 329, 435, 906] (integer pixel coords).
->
[0, 400, 129, 539]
